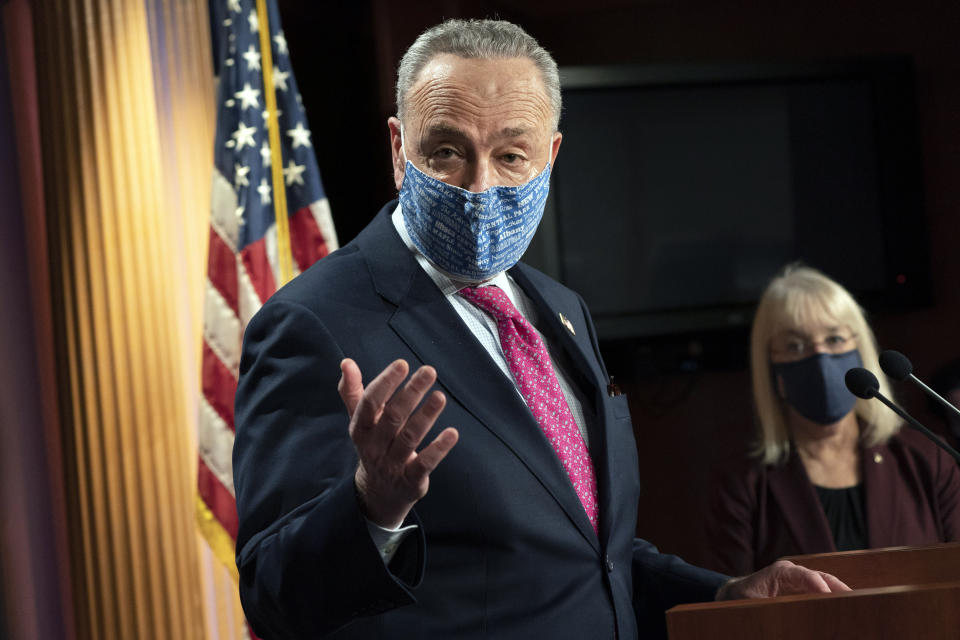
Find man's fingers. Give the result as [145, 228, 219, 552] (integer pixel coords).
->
[720, 562, 853, 600]
[803, 571, 832, 594]
[405, 426, 459, 485]
[818, 571, 851, 592]
[338, 358, 364, 416]
[375, 366, 438, 450]
[351, 359, 409, 440]
[782, 565, 832, 595]
[381, 370, 442, 457]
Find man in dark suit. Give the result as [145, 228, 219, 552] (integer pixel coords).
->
[233, 18, 847, 639]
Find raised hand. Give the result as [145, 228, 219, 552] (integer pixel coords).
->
[339, 358, 459, 528]
[716, 559, 851, 600]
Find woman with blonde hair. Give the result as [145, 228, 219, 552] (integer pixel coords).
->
[704, 264, 960, 576]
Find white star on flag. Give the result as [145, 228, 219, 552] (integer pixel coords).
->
[232, 121, 257, 151]
[227, 0, 241, 13]
[234, 163, 251, 188]
[248, 10, 259, 33]
[287, 122, 312, 149]
[273, 32, 288, 55]
[283, 159, 306, 186]
[241, 45, 261, 71]
[273, 66, 291, 91]
[257, 177, 271, 204]
[260, 140, 271, 168]
[234, 83, 261, 110]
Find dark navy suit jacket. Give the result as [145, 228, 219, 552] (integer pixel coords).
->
[233, 202, 727, 639]
[704, 426, 960, 576]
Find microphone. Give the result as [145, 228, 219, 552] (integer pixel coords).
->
[844, 367, 880, 399]
[879, 350, 960, 420]
[845, 367, 960, 464]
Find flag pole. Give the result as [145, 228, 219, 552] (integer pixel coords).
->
[255, 0, 294, 285]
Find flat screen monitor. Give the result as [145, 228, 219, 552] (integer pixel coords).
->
[524, 58, 930, 340]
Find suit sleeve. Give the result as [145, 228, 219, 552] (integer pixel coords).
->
[702, 463, 759, 576]
[233, 299, 424, 639]
[631, 539, 728, 638]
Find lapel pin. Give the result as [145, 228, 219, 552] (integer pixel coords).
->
[607, 376, 622, 397]
[873, 453, 883, 464]
[558, 312, 575, 336]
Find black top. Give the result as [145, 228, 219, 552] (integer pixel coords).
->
[814, 484, 868, 551]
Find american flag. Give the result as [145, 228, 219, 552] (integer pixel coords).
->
[198, 0, 337, 581]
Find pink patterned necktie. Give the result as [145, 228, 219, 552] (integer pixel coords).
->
[459, 285, 599, 534]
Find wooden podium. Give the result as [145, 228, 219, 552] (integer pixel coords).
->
[666, 543, 960, 639]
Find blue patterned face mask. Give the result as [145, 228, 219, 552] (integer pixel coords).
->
[771, 350, 863, 425]
[397, 135, 552, 282]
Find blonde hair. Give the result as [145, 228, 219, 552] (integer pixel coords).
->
[751, 264, 900, 464]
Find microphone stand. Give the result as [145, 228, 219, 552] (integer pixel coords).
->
[872, 393, 960, 464]
[906, 373, 960, 420]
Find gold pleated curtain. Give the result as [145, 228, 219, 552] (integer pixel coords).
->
[31, 0, 247, 638]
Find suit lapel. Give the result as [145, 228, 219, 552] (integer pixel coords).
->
[862, 440, 898, 548]
[509, 264, 606, 406]
[508, 264, 615, 543]
[359, 211, 600, 551]
[767, 451, 836, 553]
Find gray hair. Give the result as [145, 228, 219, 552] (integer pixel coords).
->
[396, 19, 561, 131]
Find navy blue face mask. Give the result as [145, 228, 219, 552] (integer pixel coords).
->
[771, 350, 863, 425]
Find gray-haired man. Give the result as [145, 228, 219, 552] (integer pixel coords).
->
[233, 18, 848, 639]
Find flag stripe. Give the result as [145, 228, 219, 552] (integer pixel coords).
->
[309, 199, 339, 254]
[198, 457, 239, 540]
[240, 236, 277, 306]
[199, 395, 236, 493]
[203, 279, 242, 375]
[237, 260, 264, 329]
[289, 205, 330, 272]
[210, 170, 239, 251]
[202, 341, 237, 431]
[207, 227, 240, 315]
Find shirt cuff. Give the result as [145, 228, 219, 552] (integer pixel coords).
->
[366, 518, 419, 565]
